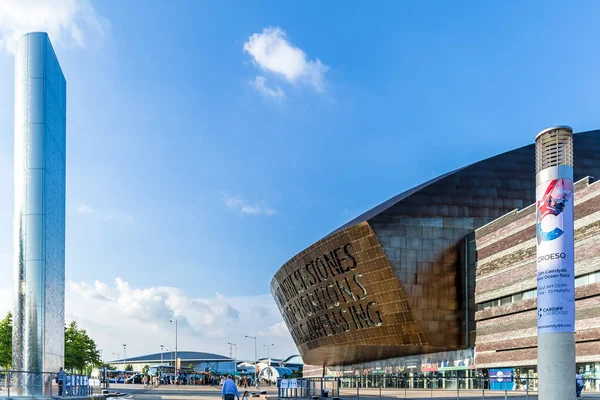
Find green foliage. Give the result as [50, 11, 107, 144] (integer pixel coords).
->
[64, 321, 101, 373]
[291, 369, 303, 378]
[189, 363, 194, 368]
[0, 314, 101, 373]
[125, 364, 133, 371]
[0, 313, 12, 369]
[142, 365, 150, 375]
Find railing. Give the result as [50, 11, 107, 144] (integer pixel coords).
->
[0, 370, 100, 397]
[292, 376, 600, 399]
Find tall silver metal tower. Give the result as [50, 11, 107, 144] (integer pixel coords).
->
[13, 32, 66, 395]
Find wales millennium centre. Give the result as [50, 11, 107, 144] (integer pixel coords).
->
[271, 130, 600, 391]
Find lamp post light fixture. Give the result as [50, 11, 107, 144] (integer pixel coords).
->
[263, 344, 274, 365]
[170, 319, 178, 376]
[123, 344, 127, 370]
[228, 342, 237, 373]
[160, 345, 164, 364]
[113, 352, 120, 366]
[245, 335, 257, 387]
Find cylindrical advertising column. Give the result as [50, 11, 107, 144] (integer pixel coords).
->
[535, 126, 576, 400]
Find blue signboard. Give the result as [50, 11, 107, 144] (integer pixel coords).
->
[489, 369, 514, 390]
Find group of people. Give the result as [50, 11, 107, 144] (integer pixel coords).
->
[143, 372, 215, 387]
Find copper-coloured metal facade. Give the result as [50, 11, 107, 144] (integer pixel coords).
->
[12, 32, 66, 390]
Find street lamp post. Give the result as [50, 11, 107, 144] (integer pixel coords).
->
[123, 344, 127, 371]
[160, 345, 164, 364]
[245, 335, 257, 388]
[170, 319, 178, 377]
[113, 353, 120, 368]
[263, 344, 274, 366]
[228, 342, 237, 373]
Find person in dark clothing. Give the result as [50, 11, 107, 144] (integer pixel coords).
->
[576, 371, 584, 399]
[57, 368, 66, 396]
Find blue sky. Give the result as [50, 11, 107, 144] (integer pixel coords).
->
[1, 0, 600, 361]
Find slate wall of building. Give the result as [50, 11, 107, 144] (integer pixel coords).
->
[474, 178, 600, 368]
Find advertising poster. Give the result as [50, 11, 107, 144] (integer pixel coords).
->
[490, 368, 514, 390]
[536, 178, 575, 334]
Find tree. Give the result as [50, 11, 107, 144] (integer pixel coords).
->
[142, 365, 150, 375]
[125, 364, 133, 371]
[64, 321, 101, 373]
[0, 314, 102, 373]
[189, 363, 194, 368]
[0, 313, 12, 369]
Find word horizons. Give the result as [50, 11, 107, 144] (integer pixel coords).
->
[273, 242, 385, 344]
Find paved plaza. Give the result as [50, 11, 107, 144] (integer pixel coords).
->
[104, 384, 600, 400]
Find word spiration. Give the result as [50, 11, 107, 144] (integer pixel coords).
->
[273, 243, 384, 343]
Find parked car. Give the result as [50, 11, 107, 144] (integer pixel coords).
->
[125, 374, 144, 384]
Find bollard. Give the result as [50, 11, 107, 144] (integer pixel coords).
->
[379, 385, 382, 400]
[456, 376, 459, 400]
[481, 376, 484, 400]
[7, 372, 10, 398]
[357, 382, 359, 400]
[504, 380, 507, 400]
[526, 377, 529, 400]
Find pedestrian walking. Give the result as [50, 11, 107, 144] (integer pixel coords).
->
[56, 367, 66, 396]
[576, 371, 584, 399]
[221, 374, 240, 400]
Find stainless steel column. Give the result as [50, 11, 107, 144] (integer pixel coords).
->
[13, 32, 66, 395]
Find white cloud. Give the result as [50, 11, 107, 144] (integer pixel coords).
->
[0, 277, 298, 363]
[243, 27, 329, 92]
[77, 203, 95, 214]
[0, 285, 11, 316]
[251, 76, 285, 100]
[224, 195, 277, 216]
[75, 203, 133, 223]
[68, 278, 240, 331]
[64, 278, 297, 362]
[269, 321, 289, 337]
[0, 0, 108, 53]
